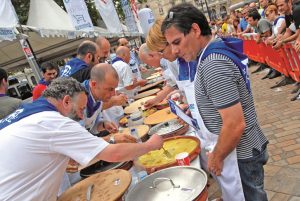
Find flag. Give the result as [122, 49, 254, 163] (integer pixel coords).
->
[63, 0, 94, 31]
[120, 0, 139, 33]
[94, 0, 123, 33]
[0, 0, 18, 41]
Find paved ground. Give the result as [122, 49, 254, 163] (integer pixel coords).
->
[208, 65, 300, 201]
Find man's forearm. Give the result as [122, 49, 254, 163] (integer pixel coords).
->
[282, 32, 299, 43]
[155, 86, 175, 102]
[213, 122, 244, 161]
[96, 140, 159, 162]
[213, 104, 245, 161]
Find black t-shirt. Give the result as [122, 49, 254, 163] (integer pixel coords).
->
[285, 14, 294, 28]
[293, 2, 300, 29]
[70, 68, 91, 83]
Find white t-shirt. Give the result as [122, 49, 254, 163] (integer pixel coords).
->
[273, 17, 285, 36]
[103, 60, 133, 124]
[112, 60, 134, 90]
[160, 58, 179, 87]
[0, 111, 108, 201]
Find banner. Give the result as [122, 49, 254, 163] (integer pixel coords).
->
[138, 8, 155, 36]
[94, 0, 123, 33]
[63, 0, 94, 31]
[120, 0, 139, 33]
[19, 39, 34, 60]
[0, 28, 16, 41]
[129, 0, 143, 33]
[0, 0, 18, 41]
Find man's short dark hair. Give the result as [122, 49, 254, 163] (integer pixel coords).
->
[161, 3, 212, 36]
[40, 62, 57, 74]
[248, 10, 261, 21]
[77, 41, 97, 57]
[0, 69, 8, 85]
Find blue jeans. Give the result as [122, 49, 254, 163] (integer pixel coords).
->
[238, 147, 269, 201]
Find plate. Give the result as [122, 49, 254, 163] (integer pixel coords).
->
[80, 161, 132, 178]
[124, 96, 155, 114]
[117, 125, 150, 142]
[139, 80, 164, 93]
[144, 107, 177, 125]
[148, 119, 189, 138]
[134, 88, 160, 100]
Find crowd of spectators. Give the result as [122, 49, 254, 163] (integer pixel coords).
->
[209, 0, 300, 100]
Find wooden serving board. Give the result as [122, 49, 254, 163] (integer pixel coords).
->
[124, 96, 155, 114]
[58, 169, 131, 201]
[144, 107, 177, 125]
[134, 88, 160, 100]
[118, 125, 149, 138]
[146, 73, 161, 80]
[138, 80, 164, 93]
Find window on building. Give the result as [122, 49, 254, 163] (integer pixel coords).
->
[159, 6, 164, 15]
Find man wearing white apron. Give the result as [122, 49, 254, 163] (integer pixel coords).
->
[103, 46, 146, 125]
[138, 43, 179, 108]
[162, 3, 268, 201]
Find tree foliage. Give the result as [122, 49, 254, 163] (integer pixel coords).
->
[11, 0, 125, 26]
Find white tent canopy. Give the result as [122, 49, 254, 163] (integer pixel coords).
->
[0, 0, 18, 27]
[0, 0, 140, 71]
[26, 0, 135, 38]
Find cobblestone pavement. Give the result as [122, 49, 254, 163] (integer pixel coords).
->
[208, 65, 300, 201]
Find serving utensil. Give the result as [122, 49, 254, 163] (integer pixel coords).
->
[162, 147, 172, 158]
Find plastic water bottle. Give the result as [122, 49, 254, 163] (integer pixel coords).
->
[127, 116, 133, 127]
[131, 128, 142, 143]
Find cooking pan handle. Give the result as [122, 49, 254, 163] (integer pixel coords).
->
[149, 177, 180, 189]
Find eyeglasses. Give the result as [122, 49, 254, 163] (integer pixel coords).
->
[158, 45, 168, 54]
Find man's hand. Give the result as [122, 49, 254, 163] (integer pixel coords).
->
[144, 98, 159, 109]
[104, 121, 118, 133]
[139, 66, 148, 73]
[113, 133, 137, 143]
[112, 94, 128, 106]
[138, 79, 147, 87]
[146, 134, 163, 150]
[273, 40, 283, 49]
[167, 90, 184, 103]
[207, 152, 224, 176]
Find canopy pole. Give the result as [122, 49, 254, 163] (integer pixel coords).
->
[18, 36, 42, 81]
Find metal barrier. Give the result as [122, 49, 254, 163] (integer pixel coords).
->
[241, 36, 300, 83]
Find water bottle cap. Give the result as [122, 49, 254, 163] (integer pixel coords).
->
[131, 128, 136, 132]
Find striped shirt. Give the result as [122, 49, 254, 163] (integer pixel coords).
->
[194, 53, 268, 160]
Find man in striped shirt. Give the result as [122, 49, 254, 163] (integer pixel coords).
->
[162, 3, 268, 201]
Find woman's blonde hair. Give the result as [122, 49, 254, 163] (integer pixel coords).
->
[146, 18, 168, 52]
[265, 4, 278, 15]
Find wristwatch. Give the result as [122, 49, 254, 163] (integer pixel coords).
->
[109, 135, 115, 144]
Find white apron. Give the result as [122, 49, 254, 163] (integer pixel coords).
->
[83, 104, 103, 135]
[175, 43, 245, 201]
[102, 106, 124, 126]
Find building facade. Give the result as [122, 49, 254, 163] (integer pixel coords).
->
[140, 0, 230, 21]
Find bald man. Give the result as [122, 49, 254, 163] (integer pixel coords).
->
[96, 37, 111, 63]
[102, 46, 146, 124]
[139, 43, 178, 108]
[81, 63, 135, 143]
[118, 38, 144, 79]
[60, 41, 100, 83]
